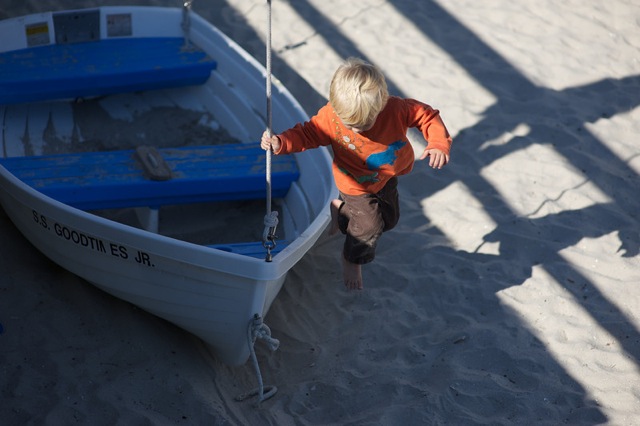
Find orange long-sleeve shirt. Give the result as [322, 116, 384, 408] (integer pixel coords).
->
[276, 96, 452, 195]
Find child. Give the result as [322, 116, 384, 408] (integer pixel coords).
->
[261, 57, 452, 290]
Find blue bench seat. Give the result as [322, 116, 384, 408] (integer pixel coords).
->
[0, 143, 299, 211]
[0, 37, 217, 105]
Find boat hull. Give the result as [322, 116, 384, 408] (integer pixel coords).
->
[0, 170, 291, 365]
[0, 6, 338, 365]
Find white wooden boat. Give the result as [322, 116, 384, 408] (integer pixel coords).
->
[0, 5, 337, 366]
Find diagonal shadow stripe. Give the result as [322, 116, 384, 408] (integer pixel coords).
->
[387, 0, 640, 364]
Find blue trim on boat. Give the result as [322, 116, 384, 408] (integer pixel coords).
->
[208, 240, 290, 259]
[0, 37, 217, 105]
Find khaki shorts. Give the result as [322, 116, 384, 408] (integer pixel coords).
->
[336, 177, 400, 264]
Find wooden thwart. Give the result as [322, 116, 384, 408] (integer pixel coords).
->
[0, 37, 217, 104]
[0, 143, 299, 211]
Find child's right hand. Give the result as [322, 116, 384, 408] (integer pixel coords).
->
[261, 131, 282, 153]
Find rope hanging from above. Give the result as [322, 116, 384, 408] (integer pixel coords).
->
[238, 0, 280, 407]
[181, 0, 192, 48]
[262, 0, 279, 262]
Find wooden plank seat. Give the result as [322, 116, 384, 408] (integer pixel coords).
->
[0, 37, 217, 105]
[0, 143, 300, 211]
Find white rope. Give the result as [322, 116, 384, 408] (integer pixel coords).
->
[181, 0, 192, 49]
[236, 1, 281, 407]
[262, 0, 278, 262]
[235, 314, 280, 405]
[263, 210, 279, 246]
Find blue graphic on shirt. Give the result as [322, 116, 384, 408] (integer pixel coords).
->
[338, 140, 407, 184]
[365, 141, 406, 170]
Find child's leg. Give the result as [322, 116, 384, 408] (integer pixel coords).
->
[342, 256, 363, 290]
[378, 177, 400, 232]
[337, 178, 400, 289]
[341, 195, 384, 265]
[329, 199, 344, 236]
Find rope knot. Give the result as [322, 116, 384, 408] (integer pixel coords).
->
[251, 314, 280, 352]
[236, 314, 279, 405]
[262, 211, 279, 261]
[263, 211, 279, 229]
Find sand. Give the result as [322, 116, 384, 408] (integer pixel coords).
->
[1, 0, 639, 424]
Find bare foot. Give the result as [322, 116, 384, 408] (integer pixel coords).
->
[328, 199, 343, 236]
[343, 256, 363, 290]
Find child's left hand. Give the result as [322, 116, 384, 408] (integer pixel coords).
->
[419, 148, 450, 169]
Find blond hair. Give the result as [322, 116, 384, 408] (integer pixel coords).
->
[329, 58, 389, 128]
